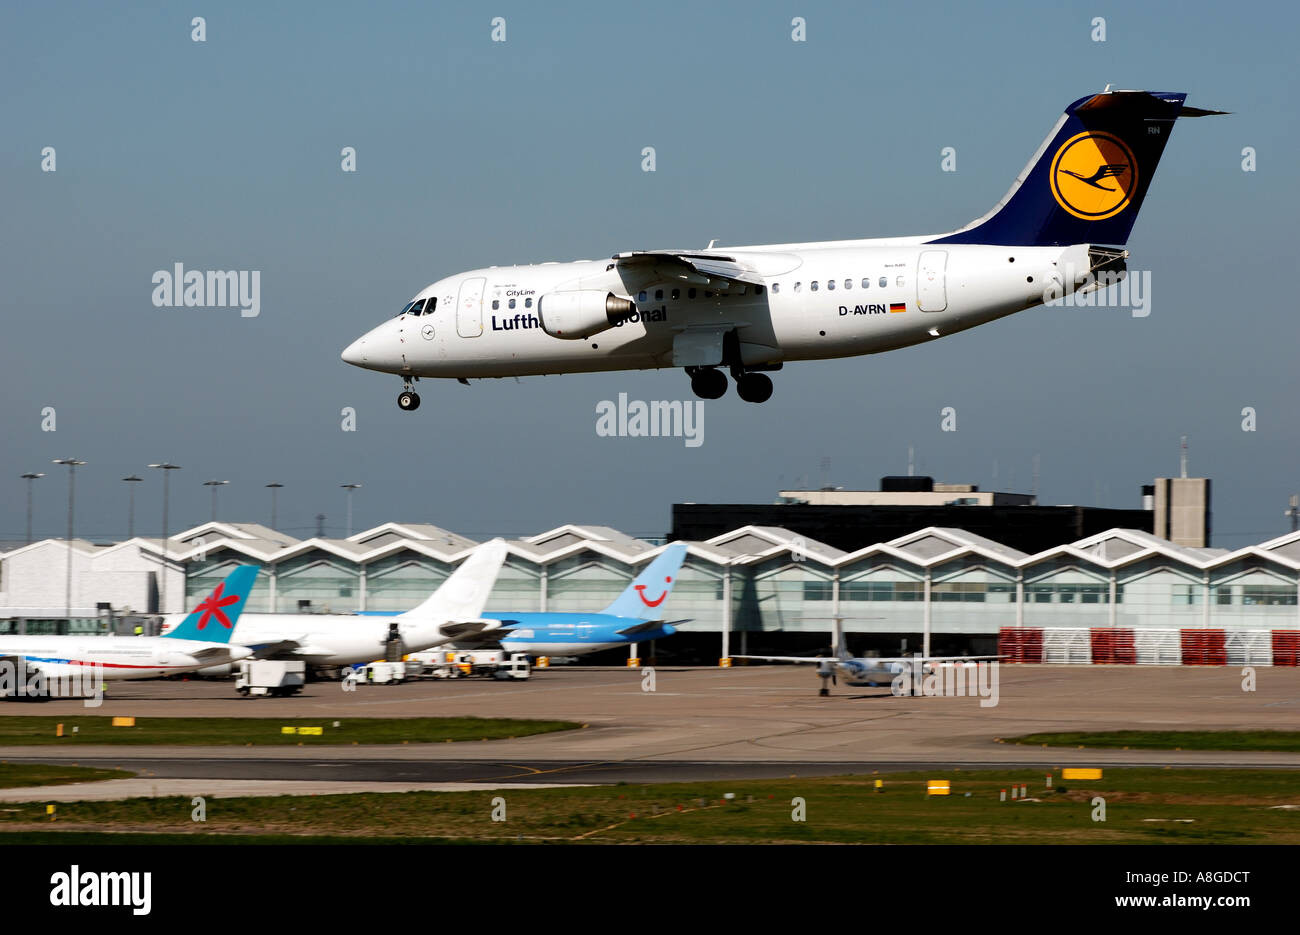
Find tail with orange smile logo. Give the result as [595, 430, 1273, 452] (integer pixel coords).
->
[602, 543, 689, 620]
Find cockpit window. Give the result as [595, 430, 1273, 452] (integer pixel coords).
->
[398, 300, 420, 317]
[400, 297, 435, 317]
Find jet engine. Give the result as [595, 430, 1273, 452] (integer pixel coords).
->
[536, 291, 636, 339]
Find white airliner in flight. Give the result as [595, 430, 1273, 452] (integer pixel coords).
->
[164, 539, 510, 669]
[342, 90, 1222, 407]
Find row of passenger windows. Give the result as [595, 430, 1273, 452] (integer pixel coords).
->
[637, 285, 767, 303]
[772, 275, 905, 294]
[633, 276, 907, 302]
[413, 273, 909, 317]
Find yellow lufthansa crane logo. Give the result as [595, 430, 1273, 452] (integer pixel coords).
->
[1049, 131, 1138, 221]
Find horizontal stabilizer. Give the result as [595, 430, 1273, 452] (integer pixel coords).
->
[615, 620, 667, 637]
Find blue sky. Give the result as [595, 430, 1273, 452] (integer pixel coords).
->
[2, 0, 1296, 546]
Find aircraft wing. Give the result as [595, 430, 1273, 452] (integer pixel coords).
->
[441, 622, 518, 647]
[440, 620, 505, 641]
[611, 251, 765, 293]
[248, 639, 337, 661]
[188, 645, 244, 662]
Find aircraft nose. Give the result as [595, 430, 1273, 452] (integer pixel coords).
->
[341, 335, 367, 366]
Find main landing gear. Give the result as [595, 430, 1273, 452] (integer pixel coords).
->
[735, 370, 773, 404]
[397, 378, 420, 411]
[817, 665, 836, 697]
[686, 366, 774, 403]
[687, 367, 728, 400]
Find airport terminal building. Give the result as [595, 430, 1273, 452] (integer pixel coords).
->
[2, 519, 1298, 665]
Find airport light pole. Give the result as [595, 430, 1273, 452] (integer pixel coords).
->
[148, 463, 182, 617]
[266, 483, 284, 530]
[52, 459, 86, 629]
[203, 479, 229, 522]
[122, 475, 143, 539]
[340, 484, 361, 538]
[20, 472, 44, 545]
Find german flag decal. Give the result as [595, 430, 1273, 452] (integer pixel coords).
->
[889, 302, 906, 313]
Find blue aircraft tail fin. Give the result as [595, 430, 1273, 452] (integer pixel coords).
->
[602, 543, 688, 620]
[931, 90, 1225, 248]
[162, 565, 259, 642]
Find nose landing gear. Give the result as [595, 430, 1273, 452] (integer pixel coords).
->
[397, 378, 420, 411]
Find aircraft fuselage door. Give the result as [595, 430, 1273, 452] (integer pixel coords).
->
[917, 250, 948, 312]
[456, 277, 486, 337]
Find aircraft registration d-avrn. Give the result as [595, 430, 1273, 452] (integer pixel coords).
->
[342, 90, 1223, 409]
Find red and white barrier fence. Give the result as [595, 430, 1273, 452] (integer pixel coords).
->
[998, 627, 1300, 666]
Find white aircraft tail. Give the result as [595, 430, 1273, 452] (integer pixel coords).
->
[397, 538, 509, 625]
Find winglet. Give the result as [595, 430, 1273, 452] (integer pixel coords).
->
[163, 565, 259, 643]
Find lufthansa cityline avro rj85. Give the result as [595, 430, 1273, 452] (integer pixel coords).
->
[341, 90, 1222, 408]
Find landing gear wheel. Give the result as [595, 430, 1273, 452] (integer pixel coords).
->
[398, 391, 421, 411]
[689, 368, 728, 400]
[736, 372, 773, 404]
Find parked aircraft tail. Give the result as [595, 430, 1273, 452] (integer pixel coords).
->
[601, 543, 689, 620]
[398, 538, 509, 625]
[162, 565, 259, 642]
